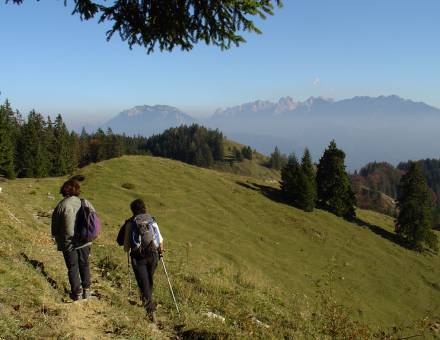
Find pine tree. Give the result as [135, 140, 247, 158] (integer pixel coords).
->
[11, 0, 281, 53]
[280, 153, 301, 205]
[79, 127, 90, 167]
[396, 162, 438, 252]
[19, 111, 50, 177]
[51, 114, 70, 176]
[0, 102, 16, 178]
[269, 146, 283, 170]
[298, 148, 317, 212]
[67, 131, 80, 173]
[316, 140, 356, 220]
[233, 146, 243, 162]
[241, 146, 253, 160]
[45, 116, 57, 176]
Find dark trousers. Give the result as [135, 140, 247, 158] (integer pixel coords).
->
[131, 252, 159, 313]
[63, 246, 91, 296]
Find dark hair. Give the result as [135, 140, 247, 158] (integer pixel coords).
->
[130, 199, 146, 215]
[60, 179, 81, 197]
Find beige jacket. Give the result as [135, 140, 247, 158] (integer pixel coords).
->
[51, 196, 95, 252]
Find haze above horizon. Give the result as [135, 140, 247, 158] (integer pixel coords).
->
[1, 0, 439, 125]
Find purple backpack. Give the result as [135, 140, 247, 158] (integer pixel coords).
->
[75, 199, 101, 243]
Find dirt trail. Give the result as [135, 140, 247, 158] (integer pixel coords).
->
[59, 298, 109, 340]
[2, 187, 168, 339]
[1, 198, 113, 339]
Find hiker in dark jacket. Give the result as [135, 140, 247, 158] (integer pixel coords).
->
[121, 199, 164, 322]
[51, 179, 95, 301]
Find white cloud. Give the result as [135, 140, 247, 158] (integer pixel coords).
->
[313, 77, 321, 87]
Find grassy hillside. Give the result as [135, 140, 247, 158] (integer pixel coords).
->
[0, 155, 439, 339]
[214, 139, 280, 180]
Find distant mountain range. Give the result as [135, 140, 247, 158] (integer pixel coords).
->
[101, 95, 440, 170]
[103, 105, 194, 136]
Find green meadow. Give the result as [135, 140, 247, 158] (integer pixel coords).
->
[0, 155, 439, 338]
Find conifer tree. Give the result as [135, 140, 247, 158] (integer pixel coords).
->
[67, 131, 80, 173]
[10, 0, 281, 53]
[396, 162, 438, 252]
[316, 140, 356, 220]
[280, 153, 301, 205]
[241, 146, 253, 160]
[51, 114, 70, 176]
[269, 146, 283, 170]
[79, 127, 90, 167]
[233, 146, 243, 162]
[45, 116, 57, 176]
[19, 111, 50, 177]
[0, 102, 16, 178]
[298, 148, 317, 212]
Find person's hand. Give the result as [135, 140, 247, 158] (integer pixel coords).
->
[158, 244, 164, 257]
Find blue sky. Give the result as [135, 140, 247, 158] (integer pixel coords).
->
[1, 0, 439, 125]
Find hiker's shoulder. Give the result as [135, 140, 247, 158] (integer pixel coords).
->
[133, 213, 153, 222]
[57, 196, 80, 210]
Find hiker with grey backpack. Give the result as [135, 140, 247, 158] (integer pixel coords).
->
[51, 178, 101, 301]
[117, 199, 164, 323]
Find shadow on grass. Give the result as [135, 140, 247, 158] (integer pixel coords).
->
[354, 218, 410, 249]
[236, 181, 419, 251]
[235, 181, 287, 205]
[20, 252, 59, 289]
[174, 324, 229, 340]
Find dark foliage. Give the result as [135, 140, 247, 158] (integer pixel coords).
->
[232, 146, 244, 162]
[9, 0, 282, 53]
[241, 146, 253, 160]
[280, 153, 301, 204]
[357, 162, 403, 198]
[316, 140, 356, 220]
[143, 124, 224, 167]
[395, 162, 438, 252]
[280, 149, 316, 212]
[299, 148, 317, 212]
[353, 160, 440, 225]
[350, 162, 402, 217]
[267, 146, 286, 170]
[2, 101, 227, 177]
[0, 100, 16, 178]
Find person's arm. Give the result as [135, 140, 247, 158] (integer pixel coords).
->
[123, 220, 132, 253]
[64, 206, 76, 238]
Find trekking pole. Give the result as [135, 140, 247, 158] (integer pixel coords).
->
[160, 256, 180, 316]
[127, 252, 132, 296]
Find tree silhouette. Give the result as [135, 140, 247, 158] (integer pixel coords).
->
[298, 148, 316, 212]
[396, 162, 438, 252]
[9, 0, 282, 52]
[0, 101, 16, 178]
[316, 140, 356, 220]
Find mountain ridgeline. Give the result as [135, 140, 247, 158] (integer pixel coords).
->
[0, 100, 257, 178]
[102, 95, 440, 170]
[104, 105, 195, 136]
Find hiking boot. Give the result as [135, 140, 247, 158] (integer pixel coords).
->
[70, 292, 82, 301]
[147, 311, 157, 324]
[82, 288, 92, 299]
